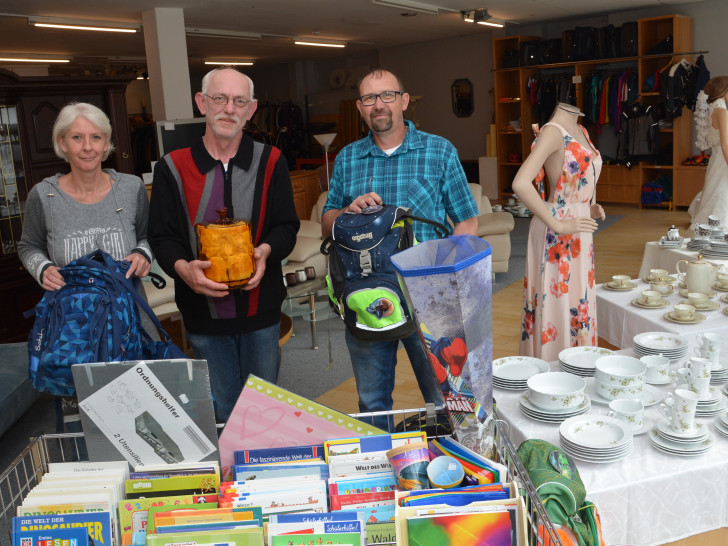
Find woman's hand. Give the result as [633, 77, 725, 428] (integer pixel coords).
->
[555, 216, 599, 235]
[42, 265, 65, 291]
[590, 203, 606, 221]
[123, 252, 151, 278]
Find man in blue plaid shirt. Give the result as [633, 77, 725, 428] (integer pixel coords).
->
[322, 68, 478, 429]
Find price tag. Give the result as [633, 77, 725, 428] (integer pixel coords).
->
[572, 75, 582, 84]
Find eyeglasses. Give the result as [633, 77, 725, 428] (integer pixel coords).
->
[358, 90, 403, 106]
[204, 94, 255, 108]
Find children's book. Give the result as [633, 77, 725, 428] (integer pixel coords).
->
[270, 532, 361, 546]
[232, 461, 329, 481]
[234, 444, 325, 465]
[329, 476, 398, 495]
[218, 375, 385, 481]
[155, 519, 261, 534]
[124, 473, 219, 499]
[145, 527, 264, 546]
[366, 521, 396, 545]
[324, 432, 426, 463]
[268, 510, 365, 526]
[405, 509, 513, 546]
[147, 506, 261, 535]
[329, 491, 396, 511]
[267, 520, 364, 546]
[12, 527, 90, 546]
[12, 512, 113, 546]
[46, 461, 129, 480]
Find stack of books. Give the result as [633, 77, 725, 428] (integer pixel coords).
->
[12, 461, 127, 546]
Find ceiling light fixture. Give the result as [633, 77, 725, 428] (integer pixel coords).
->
[462, 9, 505, 28]
[186, 27, 262, 40]
[293, 39, 346, 48]
[28, 16, 140, 33]
[371, 0, 442, 15]
[0, 56, 70, 63]
[204, 60, 255, 66]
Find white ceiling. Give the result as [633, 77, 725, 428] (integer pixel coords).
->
[0, 0, 706, 76]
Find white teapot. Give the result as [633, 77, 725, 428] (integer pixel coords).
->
[676, 255, 722, 294]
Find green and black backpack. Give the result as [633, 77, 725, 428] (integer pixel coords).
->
[320, 204, 448, 342]
[517, 439, 605, 546]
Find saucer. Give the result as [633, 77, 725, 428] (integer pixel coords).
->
[720, 294, 728, 304]
[663, 311, 706, 324]
[678, 299, 720, 311]
[713, 283, 728, 292]
[677, 383, 721, 404]
[643, 275, 676, 283]
[679, 288, 717, 298]
[646, 374, 673, 386]
[604, 281, 637, 291]
[657, 419, 708, 440]
[584, 378, 663, 407]
[633, 417, 654, 436]
[631, 298, 669, 309]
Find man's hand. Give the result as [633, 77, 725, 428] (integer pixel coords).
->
[42, 265, 65, 291]
[243, 243, 271, 290]
[346, 192, 383, 214]
[174, 259, 229, 297]
[123, 253, 151, 278]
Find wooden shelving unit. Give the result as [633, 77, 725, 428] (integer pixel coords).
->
[492, 15, 700, 207]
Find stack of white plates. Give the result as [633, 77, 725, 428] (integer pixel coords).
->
[713, 412, 728, 437]
[559, 415, 634, 463]
[519, 392, 591, 423]
[684, 385, 728, 417]
[559, 346, 614, 377]
[701, 242, 728, 258]
[649, 420, 714, 456]
[711, 361, 728, 384]
[687, 238, 710, 251]
[633, 331, 688, 363]
[658, 236, 683, 248]
[493, 356, 549, 390]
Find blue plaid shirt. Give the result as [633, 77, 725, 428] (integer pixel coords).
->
[323, 120, 478, 242]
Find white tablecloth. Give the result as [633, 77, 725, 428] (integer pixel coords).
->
[495, 348, 728, 546]
[638, 240, 728, 280]
[596, 282, 728, 350]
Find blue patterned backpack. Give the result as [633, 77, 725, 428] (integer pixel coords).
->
[27, 250, 185, 396]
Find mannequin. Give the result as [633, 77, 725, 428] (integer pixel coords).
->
[513, 103, 605, 360]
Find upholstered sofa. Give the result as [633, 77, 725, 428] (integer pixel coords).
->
[468, 183, 515, 274]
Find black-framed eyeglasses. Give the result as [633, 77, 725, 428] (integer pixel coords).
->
[204, 94, 255, 108]
[358, 91, 403, 106]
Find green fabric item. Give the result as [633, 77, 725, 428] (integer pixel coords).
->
[517, 439, 596, 546]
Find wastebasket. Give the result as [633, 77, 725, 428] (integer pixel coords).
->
[391, 235, 493, 452]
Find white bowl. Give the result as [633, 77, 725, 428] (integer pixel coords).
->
[595, 378, 644, 401]
[594, 355, 646, 387]
[526, 372, 586, 411]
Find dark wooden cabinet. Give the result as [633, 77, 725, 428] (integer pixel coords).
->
[0, 69, 134, 342]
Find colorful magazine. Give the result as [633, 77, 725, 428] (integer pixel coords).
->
[12, 512, 112, 546]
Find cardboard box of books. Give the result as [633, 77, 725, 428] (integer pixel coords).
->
[72, 359, 218, 466]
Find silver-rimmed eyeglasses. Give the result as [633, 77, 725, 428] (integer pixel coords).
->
[204, 94, 255, 108]
[358, 91, 403, 106]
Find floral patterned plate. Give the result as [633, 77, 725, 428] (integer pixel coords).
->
[559, 414, 633, 450]
[493, 356, 549, 381]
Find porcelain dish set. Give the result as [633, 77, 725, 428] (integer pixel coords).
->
[558, 346, 615, 377]
[492, 356, 549, 390]
[518, 372, 590, 423]
[559, 414, 634, 464]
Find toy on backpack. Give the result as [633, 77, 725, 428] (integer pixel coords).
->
[517, 439, 606, 546]
[320, 204, 449, 342]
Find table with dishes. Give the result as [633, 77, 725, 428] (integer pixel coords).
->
[596, 265, 728, 349]
[638, 230, 728, 283]
[493, 341, 728, 546]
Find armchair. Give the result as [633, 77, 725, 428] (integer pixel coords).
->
[468, 183, 515, 274]
[282, 191, 328, 277]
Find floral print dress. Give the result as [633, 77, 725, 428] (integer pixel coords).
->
[519, 122, 603, 361]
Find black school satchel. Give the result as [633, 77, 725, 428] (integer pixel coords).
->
[596, 24, 621, 59]
[562, 30, 576, 61]
[574, 26, 596, 60]
[539, 39, 562, 64]
[620, 21, 638, 56]
[520, 40, 541, 66]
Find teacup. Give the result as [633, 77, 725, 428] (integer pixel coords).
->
[673, 303, 695, 320]
[608, 398, 644, 430]
[695, 332, 723, 367]
[660, 388, 700, 433]
[641, 290, 662, 304]
[640, 354, 670, 383]
[716, 273, 728, 288]
[696, 224, 712, 238]
[687, 292, 709, 307]
[708, 215, 721, 228]
[612, 275, 631, 287]
[649, 280, 672, 294]
[686, 356, 712, 379]
[507, 198, 516, 206]
[685, 372, 711, 399]
[649, 268, 669, 281]
[493, 204, 503, 212]
[516, 205, 527, 215]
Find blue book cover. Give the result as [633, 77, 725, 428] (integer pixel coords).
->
[232, 461, 329, 481]
[12, 527, 90, 546]
[12, 512, 112, 546]
[268, 510, 365, 525]
[233, 444, 324, 465]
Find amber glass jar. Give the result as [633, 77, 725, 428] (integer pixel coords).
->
[195, 208, 255, 288]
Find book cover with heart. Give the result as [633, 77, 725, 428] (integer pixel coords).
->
[218, 375, 385, 480]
